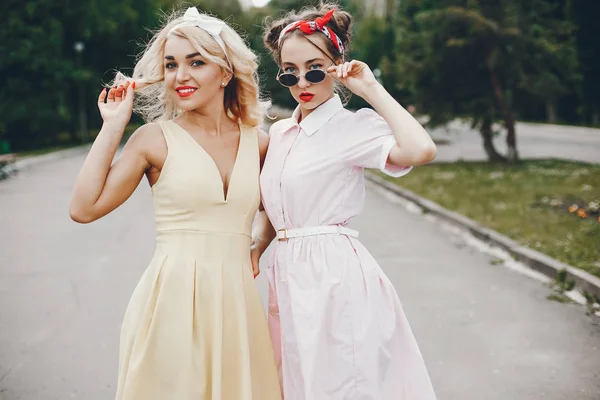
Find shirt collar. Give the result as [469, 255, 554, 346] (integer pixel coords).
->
[291, 94, 344, 136]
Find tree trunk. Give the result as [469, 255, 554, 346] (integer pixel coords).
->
[592, 108, 600, 126]
[488, 67, 519, 161]
[505, 122, 519, 161]
[68, 83, 80, 143]
[479, 117, 507, 162]
[546, 100, 558, 124]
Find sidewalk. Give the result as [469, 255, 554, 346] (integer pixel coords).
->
[429, 119, 600, 164]
[14, 145, 91, 172]
[268, 107, 600, 164]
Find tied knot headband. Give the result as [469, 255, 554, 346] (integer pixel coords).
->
[278, 10, 345, 55]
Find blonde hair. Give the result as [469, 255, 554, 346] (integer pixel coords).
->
[115, 9, 266, 127]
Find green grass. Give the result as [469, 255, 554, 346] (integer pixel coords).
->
[380, 159, 600, 278]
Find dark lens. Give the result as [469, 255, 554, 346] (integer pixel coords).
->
[278, 73, 298, 87]
[305, 70, 326, 84]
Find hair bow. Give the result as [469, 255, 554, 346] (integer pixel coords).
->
[169, 7, 232, 68]
[278, 10, 345, 54]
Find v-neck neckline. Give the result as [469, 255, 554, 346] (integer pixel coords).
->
[171, 120, 244, 203]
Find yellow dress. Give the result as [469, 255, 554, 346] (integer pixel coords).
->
[115, 120, 281, 400]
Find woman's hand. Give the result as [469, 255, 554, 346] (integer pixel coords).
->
[98, 81, 135, 130]
[327, 60, 380, 99]
[250, 247, 261, 278]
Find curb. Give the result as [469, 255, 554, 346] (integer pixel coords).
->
[366, 171, 600, 300]
[12, 144, 91, 174]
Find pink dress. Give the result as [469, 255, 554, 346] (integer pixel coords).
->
[260, 95, 437, 400]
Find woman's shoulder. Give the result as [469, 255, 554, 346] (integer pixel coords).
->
[349, 107, 380, 121]
[343, 107, 388, 130]
[254, 127, 269, 162]
[125, 122, 166, 152]
[268, 117, 296, 136]
[128, 122, 163, 141]
[135, 121, 163, 133]
[328, 107, 380, 127]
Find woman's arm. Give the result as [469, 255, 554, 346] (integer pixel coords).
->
[362, 83, 436, 167]
[255, 128, 277, 248]
[69, 83, 151, 223]
[251, 206, 276, 253]
[250, 205, 276, 279]
[249, 129, 277, 278]
[329, 61, 437, 167]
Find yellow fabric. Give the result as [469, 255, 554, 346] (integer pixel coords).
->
[116, 120, 281, 400]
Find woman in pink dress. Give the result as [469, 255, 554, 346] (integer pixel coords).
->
[250, 3, 438, 399]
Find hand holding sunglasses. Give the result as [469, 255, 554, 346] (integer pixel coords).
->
[326, 60, 379, 99]
[276, 59, 379, 100]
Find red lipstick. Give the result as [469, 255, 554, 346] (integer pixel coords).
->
[176, 86, 197, 97]
[299, 92, 314, 102]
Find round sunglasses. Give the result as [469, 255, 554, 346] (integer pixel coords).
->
[276, 65, 333, 88]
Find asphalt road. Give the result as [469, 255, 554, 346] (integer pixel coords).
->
[1, 151, 599, 400]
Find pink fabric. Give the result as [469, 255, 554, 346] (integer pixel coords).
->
[260, 95, 437, 399]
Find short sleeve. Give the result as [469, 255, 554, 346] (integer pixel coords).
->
[342, 108, 412, 178]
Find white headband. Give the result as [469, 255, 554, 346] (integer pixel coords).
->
[168, 7, 232, 69]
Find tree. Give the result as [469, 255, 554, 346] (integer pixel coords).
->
[515, 0, 579, 124]
[346, 14, 389, 109]
[392, 0, 578, 162]
[1, 0, 76, 149]
[568, 0, 600, 125]
[0, 0, 162, 150]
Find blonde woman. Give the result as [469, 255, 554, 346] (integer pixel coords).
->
[69, 7, 281, 400]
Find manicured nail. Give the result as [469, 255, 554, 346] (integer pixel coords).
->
[132, 82, 136, 89]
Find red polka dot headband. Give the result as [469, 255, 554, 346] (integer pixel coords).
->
[278, 10, 345, 55]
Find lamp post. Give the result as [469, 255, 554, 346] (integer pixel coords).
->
[74, 41, 87, 143]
